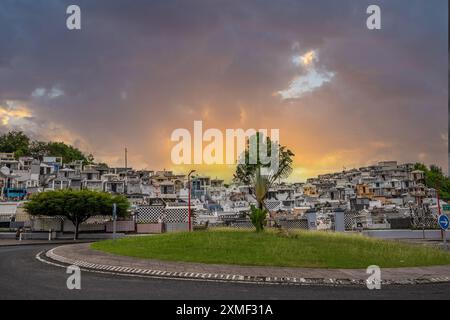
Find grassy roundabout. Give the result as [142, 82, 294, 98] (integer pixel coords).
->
[91, 229, 450, 269]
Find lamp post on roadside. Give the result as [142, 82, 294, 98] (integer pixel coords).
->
[188, 170, 196, 232]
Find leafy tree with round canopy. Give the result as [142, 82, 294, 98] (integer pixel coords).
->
[0, 130, 90, 163]
[0, 131, 30, 158]
[414, 163, 450, 200]
[24, 190, 130, 239]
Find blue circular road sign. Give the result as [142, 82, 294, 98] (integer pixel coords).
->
[438, 215, 449, 230]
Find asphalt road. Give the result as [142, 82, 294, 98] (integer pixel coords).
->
[0, 244, 449, 300]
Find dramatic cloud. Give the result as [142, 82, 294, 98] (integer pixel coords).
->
[293, 50, 317, 67]
[277, 49, 335, 100]
[0, 101, 32, 126]
[0, 0, 447, 181]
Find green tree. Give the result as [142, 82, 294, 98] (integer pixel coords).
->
[234, 133, 294, 209]
[0, 131, 30, 158]
[29, 140, 88, 163]
[29, 140, 48, 160]
[430, 165, 443, 176]
[413, 163, 428, 173]
[86, 153, 95, 165]
[45, 142, 88, 163]
[414, 163, 450, 200]
[24, 190, 130, 239]
[233, 134, 294, 231]
[95, 162, 109, 168]
[0, 130, 89, 164]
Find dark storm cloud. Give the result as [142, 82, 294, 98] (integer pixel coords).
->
[0, 0, 447, 178]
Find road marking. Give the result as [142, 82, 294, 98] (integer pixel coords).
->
[36, 249, 450, 287]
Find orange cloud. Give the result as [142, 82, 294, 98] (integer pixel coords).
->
[0, 102, 32, 125]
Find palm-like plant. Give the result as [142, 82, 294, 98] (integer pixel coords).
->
[233, 133, 295, 231]
[252, 166, 270, 209]
[235, 135, 293, 180]
[249, 205, 267, 232]
[248, 167, 270, 232]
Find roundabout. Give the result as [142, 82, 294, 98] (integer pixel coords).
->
[41, 241, 450, 287]
[0, 242, 450, 299]
[35, 229, 450, 288]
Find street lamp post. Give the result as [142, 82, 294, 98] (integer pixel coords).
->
[188, 170, 196, 232]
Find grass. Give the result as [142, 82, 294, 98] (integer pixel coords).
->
[91, 229, 450, 269]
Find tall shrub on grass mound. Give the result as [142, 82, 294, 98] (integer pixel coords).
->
[233, 133, 294, 232]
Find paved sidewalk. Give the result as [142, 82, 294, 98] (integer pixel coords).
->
[41, 243, 450, 286]
[395, 239, 450, 251]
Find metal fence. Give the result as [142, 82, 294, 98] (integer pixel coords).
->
[277, 219, 309, 230]
[344, 212, 359, 230]
[215, 218, 310, 231]
[227, 220, 254, 229]
[411, 215, 439, 230]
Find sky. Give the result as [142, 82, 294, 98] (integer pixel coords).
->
[0, 0, 448, 182]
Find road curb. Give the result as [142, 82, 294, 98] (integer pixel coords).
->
[39, 246, 450, 287]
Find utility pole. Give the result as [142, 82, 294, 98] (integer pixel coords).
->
[188, 170, 196, 232]
[437, 182, 444, 242]
[125, 147, 128, 172]
[112, 203, 117, 241]
[124, 147, 128, 194]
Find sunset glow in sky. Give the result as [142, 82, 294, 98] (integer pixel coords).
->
[0, 0, 447, 181]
